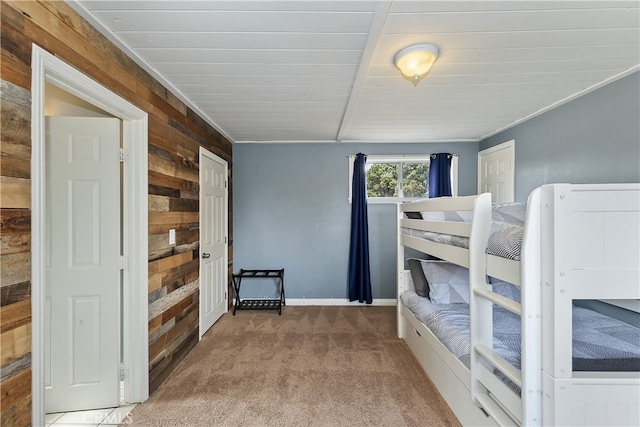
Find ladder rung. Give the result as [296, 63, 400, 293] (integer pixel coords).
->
[474, 288, 521, 316]
[475, 344, 522, 389]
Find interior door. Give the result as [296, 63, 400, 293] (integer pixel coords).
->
[199, 150, 228, 338]
[45, 117, 121, 413]
[478, 140, 515, 203]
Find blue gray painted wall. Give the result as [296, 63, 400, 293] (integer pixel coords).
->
[480, 71, 640, 201]
[233, 142, 478, 300]
[233, 73, 639, 301]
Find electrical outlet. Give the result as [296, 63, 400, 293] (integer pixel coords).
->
[169, 229, 176, 245]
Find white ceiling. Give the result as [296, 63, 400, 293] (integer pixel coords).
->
[69, 0, 640, 144]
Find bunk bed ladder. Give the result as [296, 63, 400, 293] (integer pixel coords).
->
[471, 189, 543, 427]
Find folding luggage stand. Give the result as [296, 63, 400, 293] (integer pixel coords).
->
[231, 268, 286, 315]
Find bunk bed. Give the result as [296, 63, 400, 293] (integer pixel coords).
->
[396, 183, 640, 426]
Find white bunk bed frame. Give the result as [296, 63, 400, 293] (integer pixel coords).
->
[396, 183, 640, 426]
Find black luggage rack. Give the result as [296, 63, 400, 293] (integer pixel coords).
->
[231, 269, 285, 315]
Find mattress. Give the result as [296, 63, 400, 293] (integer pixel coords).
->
[401, 202, 526, 261]
[400, 290, 640, 374]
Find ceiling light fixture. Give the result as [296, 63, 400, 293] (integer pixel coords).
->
[394, 43, 439, 86]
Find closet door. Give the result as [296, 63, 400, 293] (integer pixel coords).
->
[478, 140, 514, 203]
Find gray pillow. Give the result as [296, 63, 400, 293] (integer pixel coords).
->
[407, 258, 430, 297]
[405, 211, 423, 219]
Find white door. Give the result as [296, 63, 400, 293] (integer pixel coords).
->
[478, 140, 515, 203]
[199, 149, 228, 338]
[45, 117, 121, 413]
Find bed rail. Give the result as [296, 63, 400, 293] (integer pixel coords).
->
[397, 194, 491, 267]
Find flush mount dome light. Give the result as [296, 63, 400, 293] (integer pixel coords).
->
[394, 43, 440, 86]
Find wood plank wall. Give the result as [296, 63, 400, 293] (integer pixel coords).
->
[0, 2, 233, 425]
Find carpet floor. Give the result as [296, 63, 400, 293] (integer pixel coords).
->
[126, 306, 461, 426]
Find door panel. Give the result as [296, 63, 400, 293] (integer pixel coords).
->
[45, 117, 121, 413]
[200, 151, 228, 338]
[478, 141, 515, 203]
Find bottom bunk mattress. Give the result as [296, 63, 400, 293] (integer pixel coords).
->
[400, 291, 640, 375]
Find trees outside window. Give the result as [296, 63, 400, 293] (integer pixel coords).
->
[348, 154, 457, 203]
[366, 162, 429, 199]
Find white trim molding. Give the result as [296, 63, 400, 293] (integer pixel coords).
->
[31, 44, 149, 426]
[287, 299, 397, 306]
[198, 146, 229, 340]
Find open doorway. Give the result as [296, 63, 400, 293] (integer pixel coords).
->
[31, 45, 149, 426]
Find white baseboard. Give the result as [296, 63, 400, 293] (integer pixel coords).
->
[286, 298, 396, 306]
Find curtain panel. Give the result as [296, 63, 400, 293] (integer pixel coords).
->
[348, 153, 372, 304]
[429, 153, 452, 198]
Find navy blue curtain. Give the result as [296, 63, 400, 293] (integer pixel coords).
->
[348, 153, 372, 304]
[429, 153, 452, 198]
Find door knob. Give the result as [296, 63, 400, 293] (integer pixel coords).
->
[202, 253, 211, 259]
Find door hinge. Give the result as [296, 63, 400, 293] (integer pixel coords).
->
[225, 180, 227, 189]
[119, 148, 126, 163]
[225, 236, 227, 244]
[119, 255, 128, 270]
[119, 363, 128, 381]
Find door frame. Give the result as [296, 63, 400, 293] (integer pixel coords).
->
[31, 45, 149, 425]
[198, 147, 228, 339]
[477, 139, 515, 201]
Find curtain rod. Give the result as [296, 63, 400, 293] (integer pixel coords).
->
[346, 153, 459, 158]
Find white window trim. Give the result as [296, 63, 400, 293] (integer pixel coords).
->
[348, 154, 458, 204]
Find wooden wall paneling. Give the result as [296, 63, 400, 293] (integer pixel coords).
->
[0, 282, 31, 308]
[0, 11, 30, 66]
[149, 169, 198, 192]
[149, 115, 201, 157]
[148, 241, 200, 263]
[1, 1, 233, 423]
[148, 326, 198, 393]
[1, 93, 32, 185]
[148, 211, 199, 226]
[0, 252, 30, 289]
[0, 322, 30, 368]
[0, 299, 30, 334]
[0, 368, 31, 427]
[0, 213, 31, 262]
[0, 232, 30, 257]
[148, 154, 199, 183]
[0, 177, 30, 209]
[148, 222, 198, 239]
[0, 50, 30, 90]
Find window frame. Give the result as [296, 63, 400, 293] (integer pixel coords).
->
[348, 154, 458, 204]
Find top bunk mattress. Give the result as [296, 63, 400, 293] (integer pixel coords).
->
[401, 202, 526, 261]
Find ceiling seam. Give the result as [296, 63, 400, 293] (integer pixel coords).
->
[335, 1, 392, 143]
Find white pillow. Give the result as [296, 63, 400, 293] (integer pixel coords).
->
[421, 261, 470, 304]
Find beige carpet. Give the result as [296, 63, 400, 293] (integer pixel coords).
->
[126, 306, 461, 426]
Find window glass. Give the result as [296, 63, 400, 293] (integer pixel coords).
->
[366, 163, 399, 197]
[401, 162, 429, 198]
[348, 154, 457, 203]
[365, 161, 429, 199]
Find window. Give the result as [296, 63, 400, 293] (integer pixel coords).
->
[348, 154, 458, 203]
